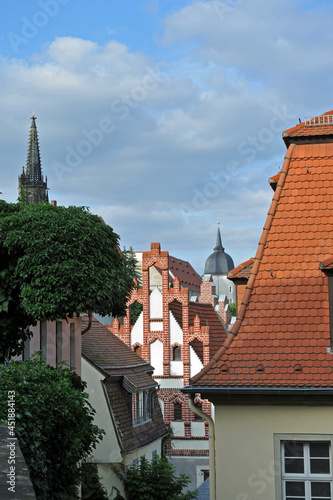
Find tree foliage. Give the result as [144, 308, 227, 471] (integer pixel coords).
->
[0, 200, 137, 360]
[0, 355, 104, 499]
[115, 456, 198, 500]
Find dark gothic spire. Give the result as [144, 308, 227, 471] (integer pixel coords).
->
[204, 223, 234, 275]
[18, 115, 49, 204]
[26, 115, 43, 183]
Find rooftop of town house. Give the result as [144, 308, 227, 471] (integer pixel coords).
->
[188, 110, 333, 389]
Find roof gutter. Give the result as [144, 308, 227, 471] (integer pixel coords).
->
[183, 386, 333, 396]
[188, 394, 216, 500]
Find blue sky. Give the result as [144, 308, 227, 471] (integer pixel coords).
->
[1, 0, 333, 273]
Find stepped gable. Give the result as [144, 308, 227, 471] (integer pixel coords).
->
[190, 110, 333, 389]
[189, 302, 227, 358]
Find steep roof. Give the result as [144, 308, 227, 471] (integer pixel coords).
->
[188, 111, 333, 391]
[168, 256, 202, 290]
[82, 315, 151, 371]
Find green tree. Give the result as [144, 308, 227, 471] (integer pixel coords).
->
[229, 302, 236, 318]
[0, 355, 104, 499]
[115, 456, 198, 500]
[0, 200, 137, 361]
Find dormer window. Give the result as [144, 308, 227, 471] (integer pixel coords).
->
[132, 390, 152, 425]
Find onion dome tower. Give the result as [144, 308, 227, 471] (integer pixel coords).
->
[18, 114, 49, 204]
[203, 222, 236, 302]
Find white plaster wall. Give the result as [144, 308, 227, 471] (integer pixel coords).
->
[155, 378, 184, 389]
[81, 357, 122, 463]
[150, 288, 163, 318]
[191, 422, 206, 437]
[171, 421, 185, 437]
[172, 439, 209, 450]
[131, 311, 143, 346]
[170, 361, 183, 376]
[150, 339, 163, 375]
[169, 311, 183, 345]
[150, 321, 163, 332]
[189, 345, 203, 378]
[215, 405, 333, 500]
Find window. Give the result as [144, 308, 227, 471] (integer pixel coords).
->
[281, 440, 332, 500]
[173, 346, 181, 361]
[174, 402, 182, 421]
[132, 390, 152, 425]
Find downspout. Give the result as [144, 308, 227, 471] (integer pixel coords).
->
[188, 394, 216, 500]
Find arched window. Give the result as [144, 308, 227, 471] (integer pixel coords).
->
[173, 346, 181, 361]
[174, 402, 182, 421]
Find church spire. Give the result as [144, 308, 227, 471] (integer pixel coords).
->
[18, 115, 49, 204]
[26, 114, 43, 183]
[214, 224, 224, 251]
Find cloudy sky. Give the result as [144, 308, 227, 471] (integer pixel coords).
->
[1, 0, 332, 274]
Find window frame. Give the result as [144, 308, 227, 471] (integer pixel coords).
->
[132, 389, 152, 425]
[274, 434, 333, 500]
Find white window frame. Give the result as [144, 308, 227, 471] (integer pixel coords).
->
[274, 434, 333, 500]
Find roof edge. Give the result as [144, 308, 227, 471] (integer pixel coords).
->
[190, 143, 296, 386]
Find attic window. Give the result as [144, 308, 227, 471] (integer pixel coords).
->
[132, 390, 152, 425]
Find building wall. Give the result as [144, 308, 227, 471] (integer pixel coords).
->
[81, 357, 122, 464]
[215, 404, 333, 500]
[18, 317, 82, 375]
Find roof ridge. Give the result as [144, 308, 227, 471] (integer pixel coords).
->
[190, 143, 296, 385]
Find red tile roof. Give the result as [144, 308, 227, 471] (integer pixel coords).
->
[283, 110, 333, 146]
[228, 258, 254, 280]
[190, 116, 333, 389]
[168, 256, 202, 290]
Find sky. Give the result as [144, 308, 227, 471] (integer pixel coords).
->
[1, 0, 333, 275]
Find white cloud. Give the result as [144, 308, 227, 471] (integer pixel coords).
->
[1, 1, 333, 268]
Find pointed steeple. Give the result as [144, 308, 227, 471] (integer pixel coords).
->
[18, 115, 49, 204]
[26, 115, 43, 183]
[214, 224, 224, 251]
